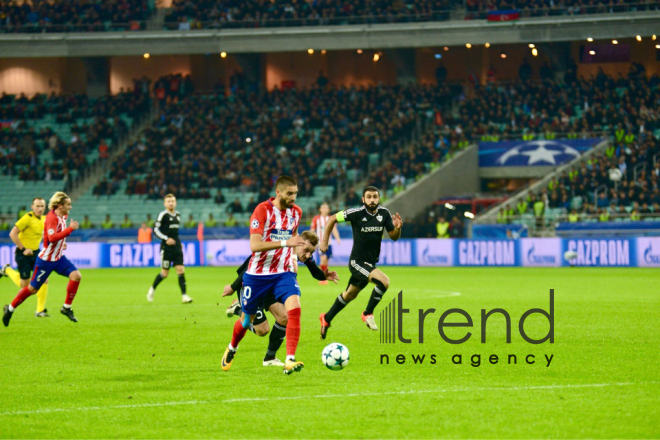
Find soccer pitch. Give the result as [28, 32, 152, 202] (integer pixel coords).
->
[0, 267, 658, 439]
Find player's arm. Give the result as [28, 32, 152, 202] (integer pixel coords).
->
[250, 233, 304, 253]
[46, 216, 75, 242]
[331, 222, 341, 244]
[222, 256, 250, 297]
[303, 258, 339, 283]
[319, 214, 339, 252]
[154, 212, 172, 243]
[387, 212, 403, 241]
[9, 223, 28, 254]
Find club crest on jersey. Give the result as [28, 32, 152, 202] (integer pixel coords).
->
[377, 215, 383, 222]
[251, 219, 259, 229]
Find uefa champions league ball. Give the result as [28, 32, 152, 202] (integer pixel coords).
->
[322, 343, 349, 370]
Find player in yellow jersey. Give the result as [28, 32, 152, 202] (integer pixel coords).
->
[0, 197, 50, 317]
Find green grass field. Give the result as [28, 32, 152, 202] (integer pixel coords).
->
[0, 267, 658, 439]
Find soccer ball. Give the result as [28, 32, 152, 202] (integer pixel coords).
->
[322, 343, 349, 370]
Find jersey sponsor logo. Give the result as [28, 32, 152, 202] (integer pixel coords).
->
[251, 219, 259, 229]
[269, 229, 293, 241]
[361, 226, 383, 233]
[170, 224, 179, 229]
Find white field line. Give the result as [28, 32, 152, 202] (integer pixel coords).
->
[1, 381, 657, 416]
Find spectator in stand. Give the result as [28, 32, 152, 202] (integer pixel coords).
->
[137, 222, 152, 243]
[81, 215, 94, 229]
[102, 214, 114, 229]
[224, 213, 237, 227]
[121, 214, 133, 229]
[205, 214, 217, 227]
[345, 188, 362, 207]
[184, 215, 196, 228]
[227, 198, 244, 214]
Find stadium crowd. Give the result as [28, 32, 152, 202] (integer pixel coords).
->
[0, 0, 152, 32]
[465, 0, 660, 18]
[93, 82, 460, 200]
[0, 90, 151, 183]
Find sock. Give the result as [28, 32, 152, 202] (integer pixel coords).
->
[36, 283, 49, 313]
[266, 322, 287, 358]
[5, 267, 22, 287]
[249, 324, 256, 334]
[324, 294, 348, 323]
[320, 264, 328, 273]
[178, 274, 187, 294]
[65, 280, 80, 306]
[152, 273, 164, 290]
[230, 319, 248, 349]
[285, 308, 301, 358]
[10, 286, 34, 309]
[365, 286, 385, 315]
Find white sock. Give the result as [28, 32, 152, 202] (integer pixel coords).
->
[228, 343, 237, 352]
[8, 305, 15, 312]
[286, 355, 295, 362]
[63, 304, 72, 309]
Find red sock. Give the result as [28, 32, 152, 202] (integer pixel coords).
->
[320, 264, 328, 272]
[11, 286, 34, 309]
[230, 319, 248, 349]
[286, 307, 301, 357]
[65, 280, 80, 306]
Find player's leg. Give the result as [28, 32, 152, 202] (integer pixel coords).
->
[222, 273, 266, 371]
[320, 282, 363, 339]
[174, 264, 192, 303]
[226, 287, 242, 317]
[362, 269, 390, 330]
[57, 257, 81, 322]
[263, 302, 287, 366]
[35, 280, 49, 317]
[3, 267, 23, 287]
[319, 253, 329, 285]
[270, 272, 303, 374]
[148, 257, 170, 301]
[3, 259, 50, 327]
[250, 309, 270, 336]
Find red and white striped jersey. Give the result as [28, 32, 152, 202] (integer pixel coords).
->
[311, 215, 332, 244]
[38, 211, 72, 262]
[247, 198, 302, 275]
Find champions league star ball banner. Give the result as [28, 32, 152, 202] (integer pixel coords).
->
[1, 237, 658, 268]
[478, 139, 604, 167]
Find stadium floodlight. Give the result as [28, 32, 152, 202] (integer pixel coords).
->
[612, 40, 618, 44]
[464, 212, 475, 219]
[466, 43, 472, 48]
[587, 37, 593, 42]
[143, 53, 150, 59]
[221, 52, 227, 58]
[445, 203, 456, 210]
[532, 48, 538, 57]
[528, 44, 535, 48]
[636, 35, 642, 41]
[485, 43, 490, 48]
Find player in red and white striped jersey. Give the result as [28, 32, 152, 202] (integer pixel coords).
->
[311, 203, 341, 285]
[3, 192, 82, 327]
[221, 176, 308, 375]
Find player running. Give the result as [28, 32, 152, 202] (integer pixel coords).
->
[221, 176, 306, 375]
[311, 203, 341, 285]
[147, 194, 193, 304]
[0, 197, 51, 317]
[223, 230, 339, 366]
[3, 192, 82, 326]
[318, 186, 403, 339]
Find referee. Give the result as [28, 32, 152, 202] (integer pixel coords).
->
[0, 197, 49, 317]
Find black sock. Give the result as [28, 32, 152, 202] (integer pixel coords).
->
[325, 294, 348, 323]
[178, 274, 186, 294]
[152, 274, 164, 289]
[265, 322, 287, 358]
[365, 286, 386, 315]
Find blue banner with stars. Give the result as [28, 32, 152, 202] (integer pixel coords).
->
[479, 139, 604, 167]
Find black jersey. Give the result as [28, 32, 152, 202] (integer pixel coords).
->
[338, 205, 394, 264]
[154, 210, 181, 244]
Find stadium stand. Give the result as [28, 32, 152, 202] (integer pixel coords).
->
[0, 0, 153, 33]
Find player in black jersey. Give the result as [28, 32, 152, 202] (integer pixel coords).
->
[318, 186, 402, 339]
[147, 194, 193, 303]
[221, 230, 339, 366]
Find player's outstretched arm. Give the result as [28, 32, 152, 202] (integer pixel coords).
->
[319, 214, 338, 252]
[387, 212, 403, 241]
[249, 233, 304, 253]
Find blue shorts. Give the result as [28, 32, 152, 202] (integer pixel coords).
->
[30, 256, 77, 290]
[241, 272, 300, 315]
